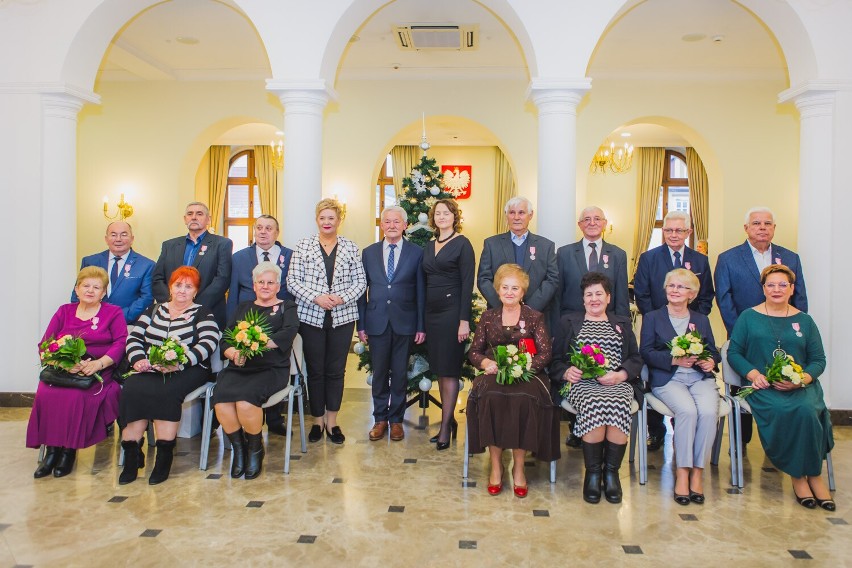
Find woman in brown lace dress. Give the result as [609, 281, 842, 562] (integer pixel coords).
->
[467, 264, 560, 498]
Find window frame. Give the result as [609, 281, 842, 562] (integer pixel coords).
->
[653, 149, 692, 248]
[223, 149, 261, 246]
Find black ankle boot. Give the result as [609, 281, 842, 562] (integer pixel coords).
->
[34, 446, 60, 478]
[244, 432, 265, 480]
[119, 440, 140, 485]
[53, 448, 77, 478]
[226, 429, 247, 478]
[603, 440, 627, 504]
[581, 440, 605, 504]
[148, 439, 176, 485]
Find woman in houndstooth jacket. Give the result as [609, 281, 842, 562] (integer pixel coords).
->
[287, 198, 367, 444]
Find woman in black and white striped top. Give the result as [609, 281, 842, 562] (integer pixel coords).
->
[119, 266, 220, 485]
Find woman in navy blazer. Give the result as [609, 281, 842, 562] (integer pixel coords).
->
[640, 268, 721, 506]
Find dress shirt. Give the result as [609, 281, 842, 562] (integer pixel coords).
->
[183, 231, 208, 266]
[747, 240, 773, 273]
[256, 243, 282, 265]
[668, 246, 686, 266]
[382, 238, 403, 277]
[510, 231, 529, 247]
[583, 238, 603, 270]
[107, 254, 128, 296]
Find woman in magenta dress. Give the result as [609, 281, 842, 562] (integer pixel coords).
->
[27, 266, 128, 478]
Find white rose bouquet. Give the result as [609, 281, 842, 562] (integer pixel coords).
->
[491, 343, 534, 385]
[666, 327, 712, 361]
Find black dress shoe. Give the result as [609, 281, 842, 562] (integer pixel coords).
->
[796, 494, 817, 509]
[34, 446, 60, 478]
[816, 498, 836, 511]
[689, 491, 705, 504]
[327, 426, 345, 445]
[565, 433, 582, 448]
[53, 448, 77, 478]
[647, 435, 664, 452]
[267, 422, 288, 437]
[308, 425, 324, 443]
[674, 492, 691, 506]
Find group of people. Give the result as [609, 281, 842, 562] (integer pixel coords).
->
[26, 197, 834, 511]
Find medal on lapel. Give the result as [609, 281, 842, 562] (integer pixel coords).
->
[602, 254, 609, 269]
[519, 320, 527, 334]
[199, 245, 208, 256]
[529, 246, 536, 261]
[775, 257, 782, 265]
[684, 261, 692, 270]
[124, 263, 131, 277]
[91, 316, 99, 331]
[792, 322, 802, 337]
[279, 254, 285, 267]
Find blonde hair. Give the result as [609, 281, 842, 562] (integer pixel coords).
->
[494, 263, 529, 295]
[316, 198, 345, 220]
[663, 268, 700, 294]
[76, 266, 109, 289]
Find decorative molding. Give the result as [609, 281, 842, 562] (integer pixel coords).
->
[0, 82, 100, 104]
[266, 79, 337, 102]
[779, 81, 852, 103]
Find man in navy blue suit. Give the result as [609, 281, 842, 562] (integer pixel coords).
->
[633, 210, 715, 450]
[227, 214, 293, 435]
[72, 220, 154, 323]
[357, 206, 426, 442]
[715, 206, 808, 444]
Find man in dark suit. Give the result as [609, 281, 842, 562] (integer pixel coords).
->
[357, 206, 426, 442]
[557, 206, 630, 317]
[633, 210, 715, 450]
[715, 206, 808, 444]
[227, 214, 293, 435]
[152, 202, 232, 328]
[72, 220, 155, 322]
[477, 196, 559, 322]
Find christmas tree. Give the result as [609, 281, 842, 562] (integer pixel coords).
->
[354, 153, 484, 393]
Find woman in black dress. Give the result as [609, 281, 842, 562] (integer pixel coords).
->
[119, 266, 220, 485]
[422, 199, 475, 450]
[213, 262, 299, 479]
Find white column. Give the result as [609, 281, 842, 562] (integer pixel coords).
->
[267, 81, 334, 248]
[528, 79, 590, 246]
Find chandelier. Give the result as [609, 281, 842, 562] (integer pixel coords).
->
[590, 140, 634, 174]
[270, 138, 284, 170]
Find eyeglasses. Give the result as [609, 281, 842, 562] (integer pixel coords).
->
[580, 217, 605, 224]
[662, 228, 690, 235]
[665, 283, 691, 291]
[764, 282, 790, 290]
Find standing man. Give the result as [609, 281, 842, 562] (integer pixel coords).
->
[477, 196, 559, 323]
[152, 202, 232, 328]
[73, 220, 155, 323]
[715, 206, 808, 445]
[557, 206, 630, 317]
[227, 214, 294, 436]
[633, 210, 714, 451]
[357, 206, 426, 442]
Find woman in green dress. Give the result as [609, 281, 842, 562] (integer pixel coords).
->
[727, 264, 833, 510]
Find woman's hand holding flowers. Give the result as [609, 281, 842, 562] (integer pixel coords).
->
[673, 355, 699, 367]
[597, 370, 627, 386]
[481, 357, 498, 375]
[563, 366, 583, 384]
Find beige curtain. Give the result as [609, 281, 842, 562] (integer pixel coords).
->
[494, 147, 517, 233]
[686, 147, 709, 242]
[254, 145, 279, 221]
[390, 145, 419, 196]
[208, 145, 230, 233]
[631, 147, 666, 276]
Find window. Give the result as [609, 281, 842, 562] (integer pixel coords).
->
[224, 150, 262, 252]
[648, 149, 691, 249]
[374, 154, 396, 241]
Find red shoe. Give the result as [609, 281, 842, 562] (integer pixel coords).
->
[487, 482, 503, 496]
[513, 484, 528, 498]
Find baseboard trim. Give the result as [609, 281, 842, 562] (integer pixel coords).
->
[0, 392, 35, 407]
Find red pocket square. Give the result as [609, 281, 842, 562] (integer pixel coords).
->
[519, 338, 537, 355]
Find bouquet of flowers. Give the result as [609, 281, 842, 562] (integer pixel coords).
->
[224, 309, 273, 360]
[559, 343, 607, 397]
[39, 334, 102, 383]
[147, 336, 189, 370]
[737, 352, 805, 399]
[666, 328, 712, 360]
[492, 343, 534, 385]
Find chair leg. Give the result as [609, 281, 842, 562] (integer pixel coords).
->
[147, 422, 155, 446]
[727, 404, 737, 487]
[711, 417, 724, 466]
[638, 404, 647, 485]
[284, 392, 295, 474]
[550, 459, 556, 483]
[629, 411, 637, 464]
[826, 452, 836, 492]
[38, 444, 45, 463]
[297, 382, 307, 453]
[462, 426, 469, 479]
[199, 385, 214, 470]
[734, 405, 745, 489]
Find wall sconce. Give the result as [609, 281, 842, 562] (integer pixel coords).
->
[270, 138, 284, 170]
[103, 194, 134, 220]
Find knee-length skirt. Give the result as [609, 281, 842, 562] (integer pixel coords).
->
[120, 366, 210, 423]
[566, 380, 634, 438]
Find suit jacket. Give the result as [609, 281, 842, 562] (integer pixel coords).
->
[226, 242, 293, 320]
[556, 239, 629, 317]
[72, 249, 155, 323]
[477, 231, 559, 313]
[714, 241, 808, 336]
[151, 232, 233, 327]
[634, 244, 714, 316]
[639, 307, 721, 389]
[356, 239, 425, 336]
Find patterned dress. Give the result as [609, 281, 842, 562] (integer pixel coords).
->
[566, 320, 635, 437]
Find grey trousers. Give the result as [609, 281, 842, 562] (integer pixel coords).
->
[652, 378, 719, 469]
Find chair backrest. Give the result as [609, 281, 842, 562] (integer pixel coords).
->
[720, 340, 743, 387]
[289, 333, 304, 378]
[640, 364, 649, 386]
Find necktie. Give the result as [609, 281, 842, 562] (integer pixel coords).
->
[387, 243, 397, 281]
[588, 242, 598, 272]
[673, 251, 682, 268]
[110, 256, 122, 291]
[262, 251, 270, 262]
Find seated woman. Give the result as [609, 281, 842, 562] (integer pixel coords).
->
[640, 268, 721, 505]
[550, 272, 642, 504]
[466, 264, 560, 498]
[118, 266, 220, 485]
[28, 267, 127, 478]
[727, 265, 834, 510]
[213, 261, 299, 479]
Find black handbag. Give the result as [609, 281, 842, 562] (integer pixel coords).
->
[39, 366, 97, 390]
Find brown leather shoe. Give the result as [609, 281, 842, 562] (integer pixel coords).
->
[369, 421, 388, 441]
[390, 423, 404, 441]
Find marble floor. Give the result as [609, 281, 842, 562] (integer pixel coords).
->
[2, 370, 850, 567]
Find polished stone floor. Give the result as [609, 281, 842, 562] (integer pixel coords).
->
[2, 373, 851, 567]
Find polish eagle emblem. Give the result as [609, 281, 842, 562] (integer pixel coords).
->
[441, 166, 472, 199]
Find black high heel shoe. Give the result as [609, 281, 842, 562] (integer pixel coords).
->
[430, 419, 458, 443]
[795, 494, 817, 509]
[816, 498, 836, 512]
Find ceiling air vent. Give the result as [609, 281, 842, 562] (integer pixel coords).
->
[393, 24, 478, 51]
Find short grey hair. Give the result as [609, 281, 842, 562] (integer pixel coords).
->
[186, 201, 210, 216]
[252, 261, 282, 283]
[663, 210, 691, 227]
[578, 206, 606, 222]
[744, 206, 775, 225]
[380, 205, 408, 223]
[504, 196, 533, 214]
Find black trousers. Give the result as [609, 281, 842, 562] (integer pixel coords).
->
[300, 321, 355, 417]
[368, 327, 413, 424]
[646, 408, 667, 439]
